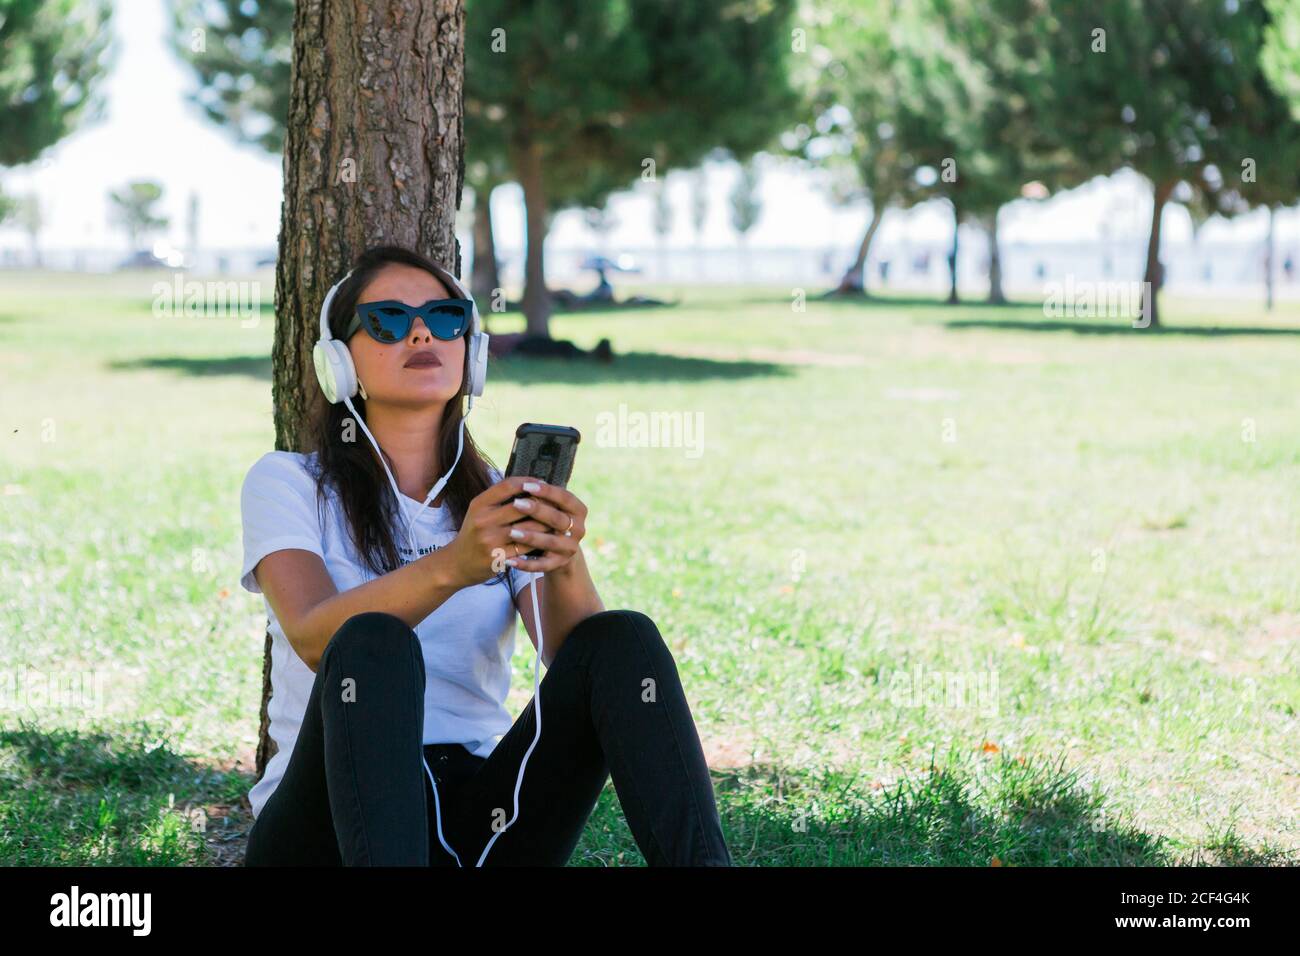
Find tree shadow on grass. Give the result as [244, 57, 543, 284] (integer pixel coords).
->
[106, 350, 791, 385]
[0, 721, 251, 866]
[3, 722, 1291, 867]
[944, 318, 1300, 337]
[636, 290, 1047, 311]
[816, 292, 1047, 311]
[571, 744, 1295, 867]
[122, 297, 277, 322]
[107, 354, 273, 379]
[491, 350, 790, 385]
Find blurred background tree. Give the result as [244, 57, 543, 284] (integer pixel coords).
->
[107, 180, 169, 256]
[1262, 0, 1300, 118]
[0, 0, 115, 166]
[1013, 0, 1299, 327]
[0, 0, 115, 232]
[167, 0, 292, 154]
[162, 0, 1300, 325]
[171, 0, 803, 339]
[730, 158, 763, 281]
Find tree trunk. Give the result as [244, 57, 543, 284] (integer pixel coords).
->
[1265, 204, 1275, 313]
[1140, 180, 1174, 329]
[260, 0, 466, 783]
[986, 208, 1005, 304]
[470, 181, 501, 315]
[946, 199, 960, 305]
[511, 125, 553, 338]
[836, 203, 884, 295]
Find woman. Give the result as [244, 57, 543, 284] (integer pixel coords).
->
[239, 244, 731, 866]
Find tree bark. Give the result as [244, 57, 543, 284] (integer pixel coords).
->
[470, 180, 501, 315]
[946, 199, 960, 305]
[836, 203, 884, 295]
[511, 124, 553, 337]
[1140, 180, 1174, 329]
[986, 208, 1005, 304]
[259, 0, 467, 783]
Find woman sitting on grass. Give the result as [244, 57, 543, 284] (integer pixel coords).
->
[238, 243, 730, 866]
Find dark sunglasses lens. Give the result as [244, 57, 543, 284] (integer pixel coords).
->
[426, 303, 469, 339]
[363, 305, 411, 342]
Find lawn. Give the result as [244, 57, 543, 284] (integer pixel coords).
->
[1, 269, 1296, 865]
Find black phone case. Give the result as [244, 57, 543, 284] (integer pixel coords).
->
[503, 423, 581, 557]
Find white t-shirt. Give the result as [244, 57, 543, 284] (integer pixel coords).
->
[238, 449, 535, 820]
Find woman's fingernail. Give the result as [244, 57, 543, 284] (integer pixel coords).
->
[510, 528, 526, 539]
[513, 497, 533, 510]
[523, 481, 541, 492]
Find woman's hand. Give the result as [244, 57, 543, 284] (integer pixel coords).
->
[502, 479, 588, 574]
[443, 475, 555, 587]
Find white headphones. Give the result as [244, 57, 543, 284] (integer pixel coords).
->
[312, 260, 490, 408]
[310, 259, 543, 868]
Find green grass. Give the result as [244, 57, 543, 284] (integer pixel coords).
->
[1, 270, 1297, 866]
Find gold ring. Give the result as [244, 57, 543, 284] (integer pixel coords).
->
[564, 515, 574, 536]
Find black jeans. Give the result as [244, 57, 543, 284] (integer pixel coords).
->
[244, 608, 732, 866]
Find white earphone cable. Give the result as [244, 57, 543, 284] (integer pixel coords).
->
[341, 392, 468, 561]
[344, 390, 541, 867]
[474, 567, 543, 866]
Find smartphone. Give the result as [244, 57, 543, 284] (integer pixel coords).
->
[503, 423, 581, 557]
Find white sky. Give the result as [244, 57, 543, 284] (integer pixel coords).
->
[0, 0, 1294, 256]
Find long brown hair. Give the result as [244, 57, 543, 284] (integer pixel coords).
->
[306, 244, 513, 602]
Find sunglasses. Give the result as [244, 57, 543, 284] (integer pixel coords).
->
[344, 298, 473, 343]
